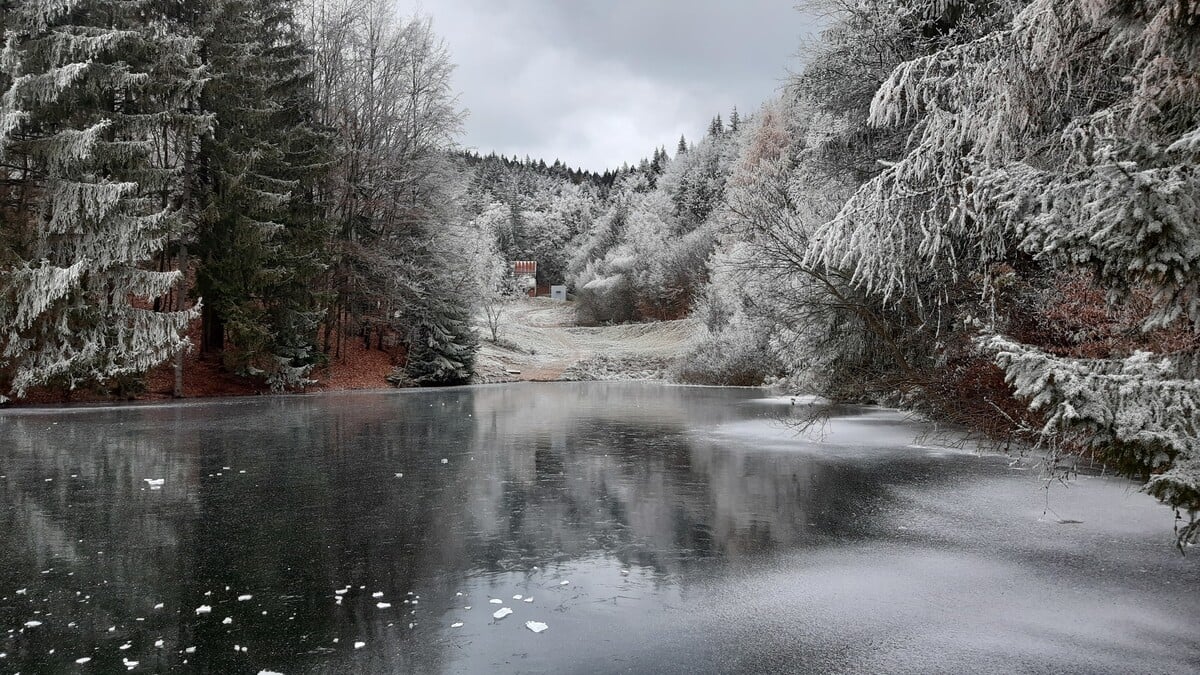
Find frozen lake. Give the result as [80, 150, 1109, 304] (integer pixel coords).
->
[0, 382, 1196, 673]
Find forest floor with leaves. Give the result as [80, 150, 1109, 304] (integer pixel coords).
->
[473, 298, 701, 384]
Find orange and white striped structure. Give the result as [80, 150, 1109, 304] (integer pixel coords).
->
[512, 261, 537, 296]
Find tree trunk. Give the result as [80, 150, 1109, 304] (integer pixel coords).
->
[202, 303, 225, 354]
[173, 244, 189, 398]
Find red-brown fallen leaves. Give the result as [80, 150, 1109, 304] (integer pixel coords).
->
[11, 320, 399, 405]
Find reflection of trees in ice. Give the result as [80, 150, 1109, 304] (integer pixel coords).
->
[0, 385, 960, 672]
[0, 409, 202, 671]
[449, 385, 924, 578]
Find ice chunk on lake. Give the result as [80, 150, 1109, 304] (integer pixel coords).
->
[354, 641, 366, 649]
[372, 592, 384, 598]
[492, 607, 513, 620]
[75, 657, 91, 664]
[376, 602, 391, 609]
[451, 621, 464, 628]
[523, 597, 533, 603]
[525, 621, 548, 633]
[143, 478, 164, 487]
[489, 599, 502, 604]
[154, 639, 164, 648]
[195, 605, 212, 615]
[238, 594, 253, 601]
[441, 458, 448, 464]
[559, 580, 570, 586]
[222, 617, 233, 625]
[24, 621, 42, 627]
[513, 595, 523, 600]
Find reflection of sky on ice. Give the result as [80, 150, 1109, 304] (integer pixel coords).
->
[0, 382, 1196, 674]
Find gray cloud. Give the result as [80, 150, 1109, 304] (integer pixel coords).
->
[397, 0, 822, 171]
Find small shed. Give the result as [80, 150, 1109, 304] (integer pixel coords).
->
[550, 285, 567, 302]
[512, 261, 537, 297]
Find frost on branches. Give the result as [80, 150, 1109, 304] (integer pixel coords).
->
[0, 1, 205, 398]
[803, 0, 1200, 540]
[986, 337, 1199, 539]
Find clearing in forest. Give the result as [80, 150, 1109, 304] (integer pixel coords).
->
[474, 299, 700, 383]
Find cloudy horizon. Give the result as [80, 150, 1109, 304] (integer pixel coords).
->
[396, 0, 824, 172]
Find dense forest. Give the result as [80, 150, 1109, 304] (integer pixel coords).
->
[0, 0, 1197, 542]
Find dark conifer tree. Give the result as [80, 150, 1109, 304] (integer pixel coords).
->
[192, 0, 333, 390]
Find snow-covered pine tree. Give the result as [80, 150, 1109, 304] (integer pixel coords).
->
[806, 0, 1200, 542]
[193, 0, 333, 391]
[0, 0, 208, 399]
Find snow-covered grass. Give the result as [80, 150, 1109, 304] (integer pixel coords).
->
[474, 298, 700, 384]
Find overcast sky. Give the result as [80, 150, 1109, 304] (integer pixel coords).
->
[395, 0, 824, 172]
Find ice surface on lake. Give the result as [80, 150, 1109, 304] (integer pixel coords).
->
[1, 383, 1196, 675]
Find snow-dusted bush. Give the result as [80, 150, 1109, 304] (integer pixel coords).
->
[671, 245, 783, 386]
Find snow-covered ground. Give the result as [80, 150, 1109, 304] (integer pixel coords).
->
[474, 299, 700, 383]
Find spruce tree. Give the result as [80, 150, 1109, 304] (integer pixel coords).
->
[192, 0, 332, 390]
[0, 0, 207, 399]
